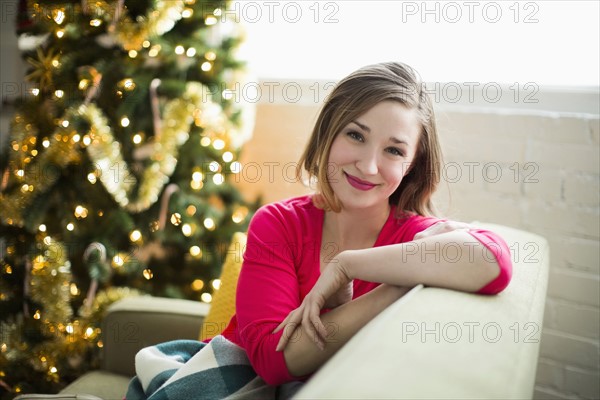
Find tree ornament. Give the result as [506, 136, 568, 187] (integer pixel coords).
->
[82, 242, 111, 312]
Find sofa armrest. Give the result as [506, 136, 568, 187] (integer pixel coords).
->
[100, 296, 210, 377]
[295, 223, 549, 399]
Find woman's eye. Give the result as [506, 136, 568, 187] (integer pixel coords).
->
[386, 147, 405, 157]
[347, 131, 364, 142]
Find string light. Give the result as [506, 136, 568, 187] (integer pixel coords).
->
[190, 179, 203, 190]
[186, 205, 197, 216]
[55, 90, 64, 98]
[181, 224, 193, 236]
[74, 205, 88, 218]
[53, 9, 66, 24]
[90, 19, 102, 27]
[70, 283, 79, 296]
[191, 279, 204, 290]
[208, 162, 220, 172]
[201, 62, 212, 72]
[205, 16, 217, 25]
[112, 255, 124, 268]
[211, 279, 221, 290]
[66, 223, 74, 231]
[143, 269, 153, 280]
[222, 152, 234, 162]
[133, 133, 143, 144]
[175, 45, 185, 55]
[121, 117, 130, 127]
[192, 171, 203, 182]
[212, 139, 225, 150]
[186, 48, 196, 57]
[128, 50, 138, 58]
[212, 173, 224, 185]
[190, 246, 202, 258]
[170, 213, 182, 226]
[222, 89, 233, 100]
[200, 137, 211, 147]
[205, 51, 216, 61]
[56, 29, 65, 38]
[84, 327, 94, 339]
[203, 218, 215, 230]
[182, 8, 193, 18]
[201, 293, 212, 303]
[119, 78, 136, 91]
[232, 206, 249, 224]
[230, 161, 242, 174]
[149, 45, 161, 57]
[129, 230, 142, 242]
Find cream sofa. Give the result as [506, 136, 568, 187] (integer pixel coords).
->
[16, 222, 549, 400]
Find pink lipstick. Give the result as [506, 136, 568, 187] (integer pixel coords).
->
[344, 172, 377, 191]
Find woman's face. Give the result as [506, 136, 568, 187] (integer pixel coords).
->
[327, 101, 421, 212]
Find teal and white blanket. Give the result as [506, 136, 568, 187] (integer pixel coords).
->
[126, 335, 303, 400]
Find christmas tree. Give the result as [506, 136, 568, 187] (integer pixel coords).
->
[0, 0, 256, 396]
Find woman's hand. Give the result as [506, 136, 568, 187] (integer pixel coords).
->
[413, 220, 473, 241]
[273, 257, 352, 352]
[321, 254, 353, 309]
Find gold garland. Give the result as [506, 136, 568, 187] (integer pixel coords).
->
[29, 238, 72, 325]
[0, 81, 242, 226]
[100, 0, 186, 51]
[85, 81, 229, 212]
[0, 114, 82, 228]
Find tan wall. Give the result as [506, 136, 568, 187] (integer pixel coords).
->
[235, 102, 600, 400]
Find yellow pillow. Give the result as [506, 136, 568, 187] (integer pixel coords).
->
[199, 232, 247, 340]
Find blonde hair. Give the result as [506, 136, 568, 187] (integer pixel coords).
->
[296, 62, 442, 216]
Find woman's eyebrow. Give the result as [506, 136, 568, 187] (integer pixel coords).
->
[389, 137, 408, 146]
[351, 120, 370, 132]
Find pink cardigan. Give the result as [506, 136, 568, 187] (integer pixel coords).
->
[218, 195, 512, 385]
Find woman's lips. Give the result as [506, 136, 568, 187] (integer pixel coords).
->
[344, 172, 377, 191]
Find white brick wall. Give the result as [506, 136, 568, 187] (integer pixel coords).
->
[238, 101, 600, 399]
[432, 108, 600, 400]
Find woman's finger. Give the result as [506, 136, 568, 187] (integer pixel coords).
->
[414, 221, 471, 240]
[275, 308, 303, 351]
[310, 302, 328, 343]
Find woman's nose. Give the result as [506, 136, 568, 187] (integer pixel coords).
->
[356, 153, 378, 176]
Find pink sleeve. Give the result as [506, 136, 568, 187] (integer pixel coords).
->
[468, 229, 513, 295]
[235, 205, 304, 385]
[405, 216, 513, 295]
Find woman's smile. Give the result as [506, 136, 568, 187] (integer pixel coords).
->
[343, 171, 378, 191]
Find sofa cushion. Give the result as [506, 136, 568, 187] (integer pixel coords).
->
[199, 232, 247, 340]
[59, 370, 131, 400]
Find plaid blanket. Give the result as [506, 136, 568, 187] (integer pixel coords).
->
[125, 335, 303, 400]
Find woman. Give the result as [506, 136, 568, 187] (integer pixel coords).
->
[220, 61, 512, 385]
[127, 62, 512, 399]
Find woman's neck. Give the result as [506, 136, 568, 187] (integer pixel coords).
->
[323, 203, 391, 250]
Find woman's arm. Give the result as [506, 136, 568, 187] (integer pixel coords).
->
[279, 283, 411, 378]
[275, 227, 512, 376]
[342, 230, 502, 293]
